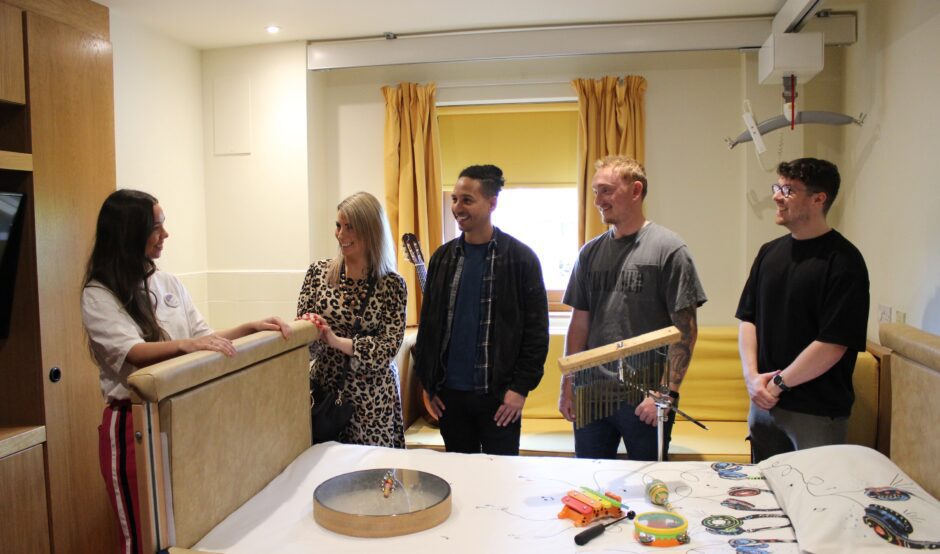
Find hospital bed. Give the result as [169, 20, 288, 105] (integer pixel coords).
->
[128, 320, 940, 553]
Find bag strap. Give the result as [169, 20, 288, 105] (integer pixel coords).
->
[334, 276, 377, 400]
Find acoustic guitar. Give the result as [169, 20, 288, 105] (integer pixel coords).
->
[401, 233, 428, 292]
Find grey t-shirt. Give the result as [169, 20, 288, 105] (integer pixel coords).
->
[564, 222, 707, 350]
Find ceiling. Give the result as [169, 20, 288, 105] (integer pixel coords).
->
[97, 0, 789, 50]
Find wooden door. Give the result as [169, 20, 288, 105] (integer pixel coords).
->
[26, 11, 116, 553]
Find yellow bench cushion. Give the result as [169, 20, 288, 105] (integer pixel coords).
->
[847, 351, 878, 447]
[522, 327, 751, 422]
[522, 333, 566, 418]
[405, 416, 752, 462]
[678, 326, 750, 421]
[403, 326, 880, 461]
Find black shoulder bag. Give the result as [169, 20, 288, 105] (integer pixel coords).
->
[311, 277, 376, 444]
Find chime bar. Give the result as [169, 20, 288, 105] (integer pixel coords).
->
[558, 326, 681, 375]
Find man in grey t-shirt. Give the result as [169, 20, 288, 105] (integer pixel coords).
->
[559, 155, 707, 460]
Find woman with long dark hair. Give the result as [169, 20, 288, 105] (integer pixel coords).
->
[82, 189, 289, 554]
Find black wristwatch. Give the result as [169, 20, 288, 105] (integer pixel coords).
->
[772, 373, 791, 393]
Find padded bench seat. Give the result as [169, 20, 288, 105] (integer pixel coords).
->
[399, 325, 883, 463]
[405, 416, 752, 462]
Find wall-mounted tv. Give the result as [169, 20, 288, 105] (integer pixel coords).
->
[0, 192, 26, 339]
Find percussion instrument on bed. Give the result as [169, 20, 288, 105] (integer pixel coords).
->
[381, 470, 395, 498]
[558, 489, 626, 527]
[574, 511, 637, 546]
[558, 327, 680, 421]
[558, 326, 707, 461]
[313, 468, 451, 537]
[645, 479, 675, 513]
[634, 479, 691, 546]
[633, 511, 690, 547]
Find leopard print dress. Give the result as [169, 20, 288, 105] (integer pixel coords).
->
[297, 259, 407, 448]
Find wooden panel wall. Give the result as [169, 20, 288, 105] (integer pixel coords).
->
[4, 0, 107, 39]
[26, 9, 116, 553]
[0, 445, 51, 554]
[0, 1, 26, 104]
[0, 172, 44, 427]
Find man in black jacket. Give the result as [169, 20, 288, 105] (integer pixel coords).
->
[414, 164, 549, 455]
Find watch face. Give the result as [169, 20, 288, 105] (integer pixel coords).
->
[773, 374, 788, 391]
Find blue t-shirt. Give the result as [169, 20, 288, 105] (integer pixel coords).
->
[445, 242, 487, 390]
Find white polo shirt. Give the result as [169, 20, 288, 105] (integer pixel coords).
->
[81, 270, 211, 402]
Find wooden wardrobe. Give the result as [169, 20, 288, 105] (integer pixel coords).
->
[0, 0, 117, 552]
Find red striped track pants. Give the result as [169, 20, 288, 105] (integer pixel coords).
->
[99, 404, 143, 554]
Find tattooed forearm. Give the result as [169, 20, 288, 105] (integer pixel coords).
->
[667, 306, 698, 388]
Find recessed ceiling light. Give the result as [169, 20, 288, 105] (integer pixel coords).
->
[266, 25, 281, 34]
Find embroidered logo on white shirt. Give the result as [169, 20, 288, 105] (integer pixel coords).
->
[163, 293, 180, 308]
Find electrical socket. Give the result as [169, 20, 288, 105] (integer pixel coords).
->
[878, 304, 893, 323]
[895, 310, 907, 324]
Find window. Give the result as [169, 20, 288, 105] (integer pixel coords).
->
[444, 188, 577, 291]
[438, 103, 579, 310]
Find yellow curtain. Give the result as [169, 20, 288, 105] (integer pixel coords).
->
[382, 82, 442, 326]
[572, 75, 647, 245]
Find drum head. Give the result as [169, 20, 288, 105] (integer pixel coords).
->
[313, 468, 451, 537]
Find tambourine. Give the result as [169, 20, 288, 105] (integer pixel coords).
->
[633, 511, 690, 547]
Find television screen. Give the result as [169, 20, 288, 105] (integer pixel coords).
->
[0, 192, 26, 339]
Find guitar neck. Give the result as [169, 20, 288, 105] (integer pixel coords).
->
[415, 262, 427, 292]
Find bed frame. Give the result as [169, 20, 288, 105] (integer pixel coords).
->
[127, 320, 317, 553]
[879, 322, 940, 498]
[131, 321, 940, 553]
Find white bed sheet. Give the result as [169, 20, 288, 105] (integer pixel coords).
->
[194, 443, 799, 553]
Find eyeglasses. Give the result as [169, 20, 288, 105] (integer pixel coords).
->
[771, 183, 797, 198]
[772, 183, 820, 198]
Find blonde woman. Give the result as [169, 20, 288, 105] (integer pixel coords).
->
[297, 191, 407, 447]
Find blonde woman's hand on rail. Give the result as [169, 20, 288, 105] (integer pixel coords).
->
[299, 313, 354, 356]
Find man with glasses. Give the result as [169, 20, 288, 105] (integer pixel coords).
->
[558, 155, 707, 460]
[736, 158, 870, 463]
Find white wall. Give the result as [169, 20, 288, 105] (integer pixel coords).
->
[312, 51, 786, 326]
[109, 10, 209, 314]
[832, 0, 940, 336]
[201, 42, 310, 328]
[113, 1, 940, 339]
[311, 33, 931, 337]
[111, 20, 309, 328]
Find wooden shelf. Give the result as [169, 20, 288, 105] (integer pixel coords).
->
[0, 150, 32, 172]
[0, 426, 46, 459]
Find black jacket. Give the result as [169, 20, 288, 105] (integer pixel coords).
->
[414, 229, 549, 398]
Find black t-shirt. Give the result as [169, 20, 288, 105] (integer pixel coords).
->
[736, 230, 869, 417]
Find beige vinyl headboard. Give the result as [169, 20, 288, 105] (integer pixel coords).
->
[128, 320, 318, 552]
[879, 322, 940, 499]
